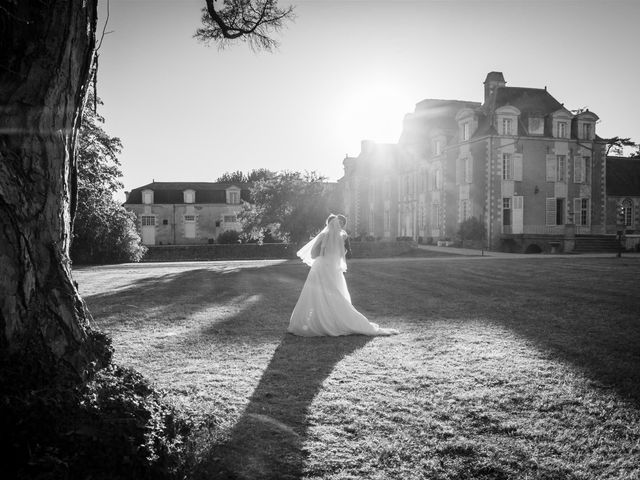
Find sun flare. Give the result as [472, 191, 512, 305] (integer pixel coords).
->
[338, 81, 414, 149]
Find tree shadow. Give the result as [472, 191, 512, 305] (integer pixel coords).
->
[79, 262, 304, 345]
[79, 261, 374, 479]
[192, 333, 371, 480]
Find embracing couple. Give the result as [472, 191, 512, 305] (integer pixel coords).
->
[288, 214, 398, 337]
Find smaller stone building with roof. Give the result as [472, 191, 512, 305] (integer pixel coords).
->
[124, 182, 250, 245]
[606, 156, 640, 236]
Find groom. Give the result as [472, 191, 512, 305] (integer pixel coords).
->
[337, 214, 352, 259]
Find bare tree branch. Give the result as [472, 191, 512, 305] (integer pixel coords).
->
[195, 0, 295, 51]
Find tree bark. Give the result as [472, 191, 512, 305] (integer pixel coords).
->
[0, 0, 105, 381]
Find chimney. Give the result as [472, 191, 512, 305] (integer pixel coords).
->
[484, 71, 506, 104]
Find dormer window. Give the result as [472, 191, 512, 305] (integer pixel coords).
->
[226, 186, 241, 204]
[575, 110, 598, 140]
[495, 105, 520, 137]
[142, 189, 154, 204]
[183, 189, 195, 203]
[455, 108, 477, 143]
[502, 118, 513, 136]
[557, 122, 568, 138]
[551, 109, 573, 139]
[431, 130, 446, 157]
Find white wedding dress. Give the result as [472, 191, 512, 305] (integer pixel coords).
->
[288, 217, 398, 337]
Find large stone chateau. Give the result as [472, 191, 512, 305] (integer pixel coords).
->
[340, 72, 640, 252]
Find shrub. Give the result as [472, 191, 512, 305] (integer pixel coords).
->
[457, 217, 486, 247]
[72, 202, 147, 264]
[216, 229, 241, 244]
[1, 350, 195, 480]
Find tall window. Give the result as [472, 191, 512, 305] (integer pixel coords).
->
[556, 122, 568, 138]
[545, 198, 565, 225]
[502, 153, 513, 180]
[574, 156, 592, 184]
[582, 123, 592, 139]
[556, 155, 566, 182]
[622, 198, 633, 226]
[502, 118, 513, 135]
[434, 140, 441, 156]
[459, 157, 472, 183]
[556, 198, 565, 225]
[578, 198, 590, 226]
[143, 191, 153, 204]
[369, 208, 375, 233]
[431, 203, 440, 228]
[462, 122, 470, 141]
[461, 199, 470, 221]
[384, 208, 391, 231]
[434, 169, 442, 190]
[228, 191, 240, 204]
[502, 198, 512, 226]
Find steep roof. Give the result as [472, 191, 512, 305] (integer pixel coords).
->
[491, 86, 564, 116]
[606, 157, 640, 196]
[400, 99, 481, 144]
[125, 181, 250, 204]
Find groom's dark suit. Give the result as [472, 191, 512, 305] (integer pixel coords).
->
[344, 235, 352, 259]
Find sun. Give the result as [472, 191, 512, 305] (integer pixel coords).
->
[337, 81, 414, 149]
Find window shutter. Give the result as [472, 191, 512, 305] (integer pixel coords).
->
[546, 155, 556, 182]
[573, 157, 583, 183]
[573, 198, 582, 225]
[512, 196, 524, 233]
[545, 198, 557, 225]
[513, 153, 523, 181]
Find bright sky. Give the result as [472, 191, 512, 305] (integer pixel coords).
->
[96, 0, 640, 199]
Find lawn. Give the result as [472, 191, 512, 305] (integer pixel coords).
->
[73, 254, 640, 480]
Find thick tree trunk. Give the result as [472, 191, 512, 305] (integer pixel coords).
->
[0, 0, 106, 381]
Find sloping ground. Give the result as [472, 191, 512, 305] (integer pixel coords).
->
[74, 256, 640, 479]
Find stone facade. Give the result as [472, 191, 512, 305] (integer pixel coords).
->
[341, 72, 618, 252]
[123, 182, 249, 245]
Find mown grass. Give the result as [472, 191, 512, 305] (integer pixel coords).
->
[74, 255, 640, 480]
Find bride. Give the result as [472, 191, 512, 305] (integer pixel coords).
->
[288, 214, 398, 337]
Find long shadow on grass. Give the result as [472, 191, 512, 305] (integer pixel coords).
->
[81, 263, 303, 340]
[194, 334, 371, 480]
